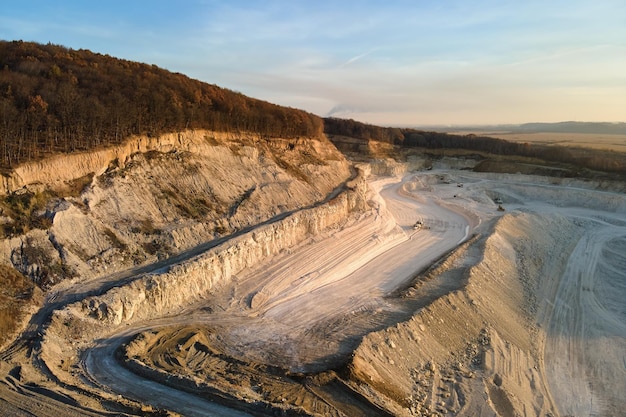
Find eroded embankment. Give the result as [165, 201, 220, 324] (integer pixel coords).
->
[0, 129, 350, 289]
[40, 175, 368, 392]
[348, 211, 583, 416]
[1, 130, 323, 196]
[121, 326, 394, 417]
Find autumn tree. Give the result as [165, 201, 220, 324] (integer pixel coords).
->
[0, 40, 323, 167]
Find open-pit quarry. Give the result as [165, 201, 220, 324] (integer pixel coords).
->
[1, 140, 625, 416]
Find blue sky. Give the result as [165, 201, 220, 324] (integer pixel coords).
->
[1, 0, 624, 125]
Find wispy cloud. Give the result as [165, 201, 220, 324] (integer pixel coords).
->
[2, 0, 625, 125]
[338, 48, 378, 68]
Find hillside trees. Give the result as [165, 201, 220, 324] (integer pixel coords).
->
[0, 40, 322, 168]
[324, 117, 626, 174]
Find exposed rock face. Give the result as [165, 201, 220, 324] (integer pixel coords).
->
[0, 130, 350, 287]
[41, 173, 368, 383]
[6, 151, 624, 416]
[93, 190, 360, 325]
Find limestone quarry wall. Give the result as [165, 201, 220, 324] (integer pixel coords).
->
[41, 175, 367, 373]
[2, 131, 187, 194]
[0, 127, 351, 287]
[0, 130, 331, 195]
[82, 191, 360, 326]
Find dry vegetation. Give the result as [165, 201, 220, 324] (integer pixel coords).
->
[0, 264, 41, 347]
[0, 40, 625, 417]
[0, 189, 53, 237]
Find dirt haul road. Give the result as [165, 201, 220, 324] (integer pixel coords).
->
[2, 168, 625, 416]
[80, 173, 471, 413]
[543, 217, 626, 416]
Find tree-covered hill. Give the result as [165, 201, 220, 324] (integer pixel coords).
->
[0, 40, 322, 168]
[1, 40, 623, 176]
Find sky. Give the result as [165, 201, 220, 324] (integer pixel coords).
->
[1, 0, 625, 126]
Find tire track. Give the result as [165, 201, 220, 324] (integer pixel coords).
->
[545, 224, 626, 416]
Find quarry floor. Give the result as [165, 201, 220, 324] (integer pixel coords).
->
[2, 167, 626, 416]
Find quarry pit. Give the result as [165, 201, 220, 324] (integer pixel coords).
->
[1, 139, 625, 416]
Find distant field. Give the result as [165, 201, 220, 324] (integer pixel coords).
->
[455, 131, 626, 153]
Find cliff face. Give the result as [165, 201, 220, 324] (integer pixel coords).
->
[55, 187, 363, 326]
[0, 130, 350, 288]
[1, 130, 341, 196]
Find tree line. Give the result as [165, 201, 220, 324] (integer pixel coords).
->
[0, 40, 322, 168]
[324, 117, 626, 174]
[1, 41, 623, 175]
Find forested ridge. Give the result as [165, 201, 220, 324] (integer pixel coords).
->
[0, 40, 322, 168]
[1, 40, 623, 175]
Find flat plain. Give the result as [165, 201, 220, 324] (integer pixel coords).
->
[457, 131, 626, 152]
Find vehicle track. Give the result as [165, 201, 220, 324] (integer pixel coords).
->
[544, 223, 626, 416]
[79, 173, 470, 412]
[78, 171, 626, 416]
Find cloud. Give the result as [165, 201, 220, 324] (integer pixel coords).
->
[338, 48, 378, 68]
[4, 0, 625, 125]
